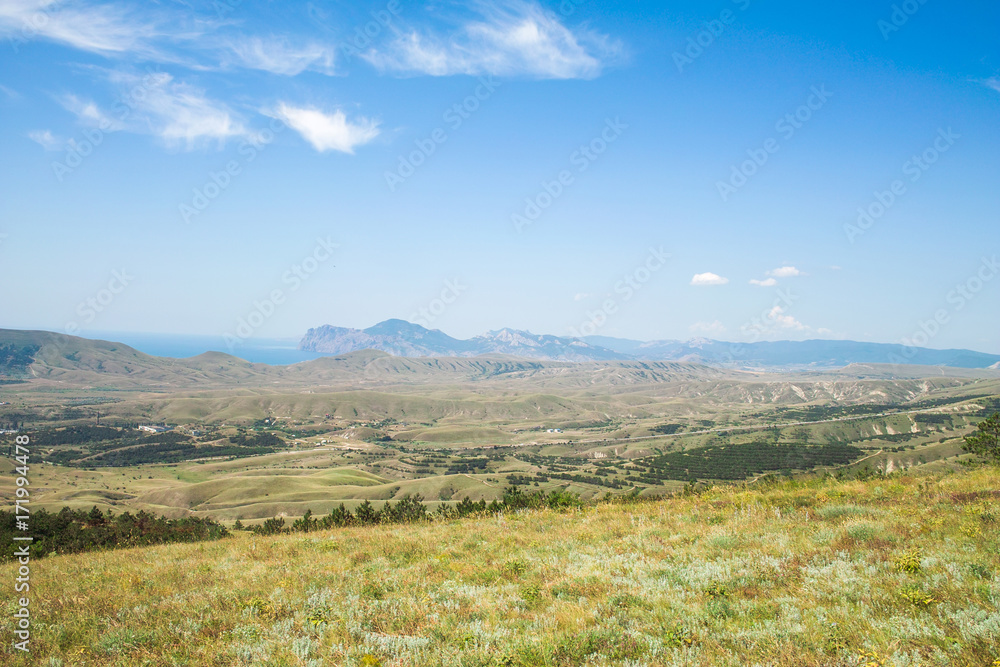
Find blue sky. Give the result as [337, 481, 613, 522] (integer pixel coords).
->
[0, 0, 998, 353]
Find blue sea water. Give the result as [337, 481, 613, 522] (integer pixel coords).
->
[83, 331, 329, 366]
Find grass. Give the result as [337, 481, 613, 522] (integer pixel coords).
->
[2, 466, 998, 666]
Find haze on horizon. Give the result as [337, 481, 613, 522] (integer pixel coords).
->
[1, 0, 998, 354]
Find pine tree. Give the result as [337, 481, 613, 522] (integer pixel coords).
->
[355, 500, 377, 525]
[964, 413, 1000, 463]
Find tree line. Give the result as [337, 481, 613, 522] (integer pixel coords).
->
[243, 487, 584, 535]
[0, 506, 228, 561]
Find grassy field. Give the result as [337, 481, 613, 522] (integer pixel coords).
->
[3, 465, 998, 666]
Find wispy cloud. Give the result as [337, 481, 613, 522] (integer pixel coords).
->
[224, 36, 337, 76]
[59, 91, 122, 130]
[691, 272, 729, 286]
[363, 1, 619, 79]
[0, 0, 170, 58]
[62, 72, 246, 149]
[984, 77, 1000, 94]
[270, 103, 380, 154]
[749, 278, 777, 287]
[28, 129, 63, 150]
[142, 76, 246, 148]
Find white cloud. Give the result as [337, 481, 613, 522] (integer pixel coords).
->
[572, 292, 590, 302]
[0, 83, 20, 99]
[28, 129, 62, 150]
[690, 320, 726, 336]
[690, 272, 728, 286]
[270, 103, 379, 154]
[225, 36, 336, 76]
[985, 77, 1000, 93]
[749, 278, 777, 287]
[767, 266, 802, 278]
[363, 1, 619, 79]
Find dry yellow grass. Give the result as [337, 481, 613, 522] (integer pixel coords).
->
[2, 466, 998, 666]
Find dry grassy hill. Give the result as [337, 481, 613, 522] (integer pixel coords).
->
[2, 465, 997, 666]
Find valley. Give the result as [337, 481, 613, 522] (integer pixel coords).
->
[2, 330, 998, 524]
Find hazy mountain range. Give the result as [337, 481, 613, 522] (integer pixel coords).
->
[299, 320, 1000, 369]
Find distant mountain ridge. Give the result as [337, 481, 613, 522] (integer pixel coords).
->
[2, 329, 997, 397]
[298, 320, 621, 362]
[299, 320, 1000, 369]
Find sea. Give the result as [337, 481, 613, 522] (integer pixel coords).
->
[83, 331, 330, 366]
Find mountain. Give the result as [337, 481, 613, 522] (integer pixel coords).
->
[3, 330, 998, 418]
[299, 322, 620, 361]
[299, 320, 1000, 369]
[470, 328, 623, 361]
[584, 336, 1000, 369]
[299, 320, 478, 357]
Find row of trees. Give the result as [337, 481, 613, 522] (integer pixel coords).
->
[242, 487, 584, 535]
[0, 506, 228, 561]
